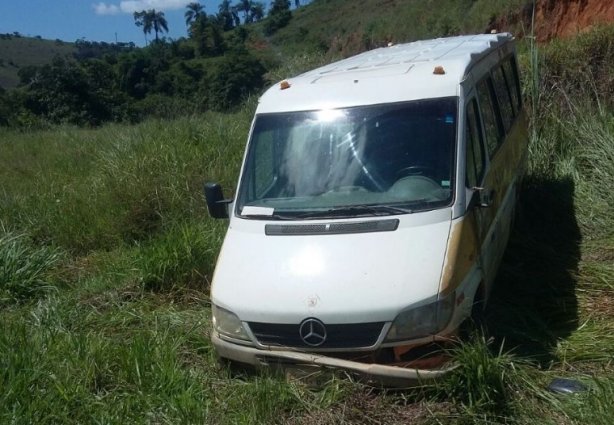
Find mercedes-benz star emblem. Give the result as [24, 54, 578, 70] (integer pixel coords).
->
[298, 318, 327, 347]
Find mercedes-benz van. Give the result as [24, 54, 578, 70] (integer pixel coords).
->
[205, 33, 528, 386]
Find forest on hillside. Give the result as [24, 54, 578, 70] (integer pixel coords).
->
[0, 0, 299, 128]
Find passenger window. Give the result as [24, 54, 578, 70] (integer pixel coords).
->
[492, 66, 514, 131]
[465, 99, 485, 188]
[476, 78, 502, 158]
[504, 56, 522, 111]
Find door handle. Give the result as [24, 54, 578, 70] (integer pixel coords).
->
[472, 187, 495, 208]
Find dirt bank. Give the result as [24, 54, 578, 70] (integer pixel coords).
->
[535, 0, 614, 41]
[492, 0, 614, 41]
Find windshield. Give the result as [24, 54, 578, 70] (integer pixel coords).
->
[236, 98, 457, 219]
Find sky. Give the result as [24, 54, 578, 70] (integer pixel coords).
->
[0, 0, 277, 46]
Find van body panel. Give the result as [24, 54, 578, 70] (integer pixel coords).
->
[212, 209, 452, 324]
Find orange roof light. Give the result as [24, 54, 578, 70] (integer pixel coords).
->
[280, 80, 291, 90]
[433, 66, 446, 75]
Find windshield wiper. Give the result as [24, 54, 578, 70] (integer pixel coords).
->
[240, 212, 300, 220]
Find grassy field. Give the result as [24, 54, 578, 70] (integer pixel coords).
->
[1, 26, 613, 424]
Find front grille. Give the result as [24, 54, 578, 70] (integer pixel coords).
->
[248, 321, 385, 349]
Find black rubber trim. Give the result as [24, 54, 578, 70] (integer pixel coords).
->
[265, 219, 399, 236]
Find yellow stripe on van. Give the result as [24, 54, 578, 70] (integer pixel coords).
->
[439, 110, 528, 296]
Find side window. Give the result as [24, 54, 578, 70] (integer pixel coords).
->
[492, 66, 514, 131]
[465, 99, 485, 188]
[504, 56, 522, 111]
[476, 77, 503, 158]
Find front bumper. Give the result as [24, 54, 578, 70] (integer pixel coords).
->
[212, 333, 455, 387]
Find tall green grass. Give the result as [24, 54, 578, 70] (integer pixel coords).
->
[0, 105, 251, 254]
[0, 23, 613, 425]
[0, 228, 62, 303]
[138, 222, 222, 292]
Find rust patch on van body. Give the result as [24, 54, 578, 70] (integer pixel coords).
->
[439, 215, 479, 296]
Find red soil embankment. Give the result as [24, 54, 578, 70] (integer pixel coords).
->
[534, 0, 614, 41]
[493, 0, 614, 41]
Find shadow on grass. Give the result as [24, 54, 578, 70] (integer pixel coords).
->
[486, 176, 581, 365]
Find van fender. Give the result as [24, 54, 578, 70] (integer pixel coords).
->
[444, 263, 483, 333]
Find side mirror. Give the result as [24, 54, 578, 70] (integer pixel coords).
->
[470, 187, 494, 208]
[204, 182, 232, 219]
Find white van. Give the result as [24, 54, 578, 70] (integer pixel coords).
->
[205, 33, 528, 386]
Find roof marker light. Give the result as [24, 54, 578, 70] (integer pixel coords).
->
[433, 66, 446, 75]
[280, 80, 291, 90]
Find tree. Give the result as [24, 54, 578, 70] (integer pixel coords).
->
[21, 57, 126, 126]
[264, 0, 292, 35]
[250, 2, 265, 22]
[133, 9, 168, 43]
[191, 16, 225, 56]
[207, 49, 265, 110]
[218, 0, 240, 31]
[295, 0, 300, 7]
[270, 0, 291, 15]
[236, 0, 253, 24]
[234, 0, 265, 24]
[184, 2, 204, 27]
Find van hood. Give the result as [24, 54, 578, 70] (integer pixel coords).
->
[211, 208, 452, 324]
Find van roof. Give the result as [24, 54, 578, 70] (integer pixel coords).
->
[257, 33, 514, 114]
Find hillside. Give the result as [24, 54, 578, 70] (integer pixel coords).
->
[269, 0, 614, 57]
[268, 0, 525, 56]
[0, 34, 75, 89]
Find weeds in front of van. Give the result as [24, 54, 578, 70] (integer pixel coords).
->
[439, 337, 520, 413]
[138, 222, 222, 292]
[0, 300, 213, 423]
[426, 335, 563, 424]
[0, 228, 63, 303]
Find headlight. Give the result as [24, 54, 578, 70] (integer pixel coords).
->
[212, 304, 250, 341]
[385, 292, 455, 342]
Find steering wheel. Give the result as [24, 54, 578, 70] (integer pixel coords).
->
[323, 185, 368, 195]
[395, 165, 437, 178]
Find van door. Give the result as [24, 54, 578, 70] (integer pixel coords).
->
[470, 76, 505, 292]
[473, 72, 514, 295]
[464, 97, 492, 289]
